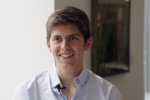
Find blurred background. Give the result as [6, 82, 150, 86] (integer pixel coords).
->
[0, 0, 149, 100]
[144, 0, 150, 100]
[0, 0, 54, 99]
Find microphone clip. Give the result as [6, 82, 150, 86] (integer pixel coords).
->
[56, 84, 66, 92]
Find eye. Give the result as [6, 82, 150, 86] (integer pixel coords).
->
[71, 37, 78, 40]
[54, 38, 60, 41]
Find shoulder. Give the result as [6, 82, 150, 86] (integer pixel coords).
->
[21, 70, 50, 88]
[87, 70, 122, 100]
[87, 69, 112, 86]
[14, 70, 51, 100]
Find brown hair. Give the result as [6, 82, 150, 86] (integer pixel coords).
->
[46, 6, 91, 44]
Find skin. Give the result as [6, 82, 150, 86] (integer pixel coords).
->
[47, 24, 93, 100]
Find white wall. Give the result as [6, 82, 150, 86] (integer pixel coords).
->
[0, 0, 54, 100]
[55, 0, 144, 100]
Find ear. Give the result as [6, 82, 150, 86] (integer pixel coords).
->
[84, 37, 93, 51]
[46, 40, 52, 53]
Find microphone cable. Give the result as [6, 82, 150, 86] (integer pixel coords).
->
[56, 84, 66, 100]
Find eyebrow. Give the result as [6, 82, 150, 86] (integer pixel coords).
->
[51, 33, 81, 38]
[67, 33, 81, 37]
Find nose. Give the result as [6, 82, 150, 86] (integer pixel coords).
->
[61, 40, 70, 50]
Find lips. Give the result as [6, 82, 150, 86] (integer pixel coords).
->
[59, 54, 74, 58]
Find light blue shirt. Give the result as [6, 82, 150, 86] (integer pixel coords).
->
[14, 63, 122, 100]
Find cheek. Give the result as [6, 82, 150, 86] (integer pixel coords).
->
[75, 44, 85, 54]
[50, 44, 60, 54]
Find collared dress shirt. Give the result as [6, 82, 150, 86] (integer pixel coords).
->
[14, 63, 122, 100]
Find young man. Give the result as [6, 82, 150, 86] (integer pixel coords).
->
[14, 6, 122, 100]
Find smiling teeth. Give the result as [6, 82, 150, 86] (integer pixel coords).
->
[61, 54, 72, 57]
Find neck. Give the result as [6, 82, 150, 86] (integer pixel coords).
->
[56, 63, 83, 87]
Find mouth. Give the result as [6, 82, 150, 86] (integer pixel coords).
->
[59, 54, 74, 58]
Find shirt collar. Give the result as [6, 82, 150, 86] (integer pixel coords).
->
[49, 63, 89, 88]
[49, 63, 61, 88]
[74, 63, 88, 87]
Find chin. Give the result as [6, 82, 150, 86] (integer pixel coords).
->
[59, 63, 76, 69]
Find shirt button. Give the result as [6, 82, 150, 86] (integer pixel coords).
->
[57, 92, 60, 95]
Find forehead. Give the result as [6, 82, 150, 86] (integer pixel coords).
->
[51, 24, 82, 37]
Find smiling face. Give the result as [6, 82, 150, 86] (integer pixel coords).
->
[47, 24, 92, 72]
